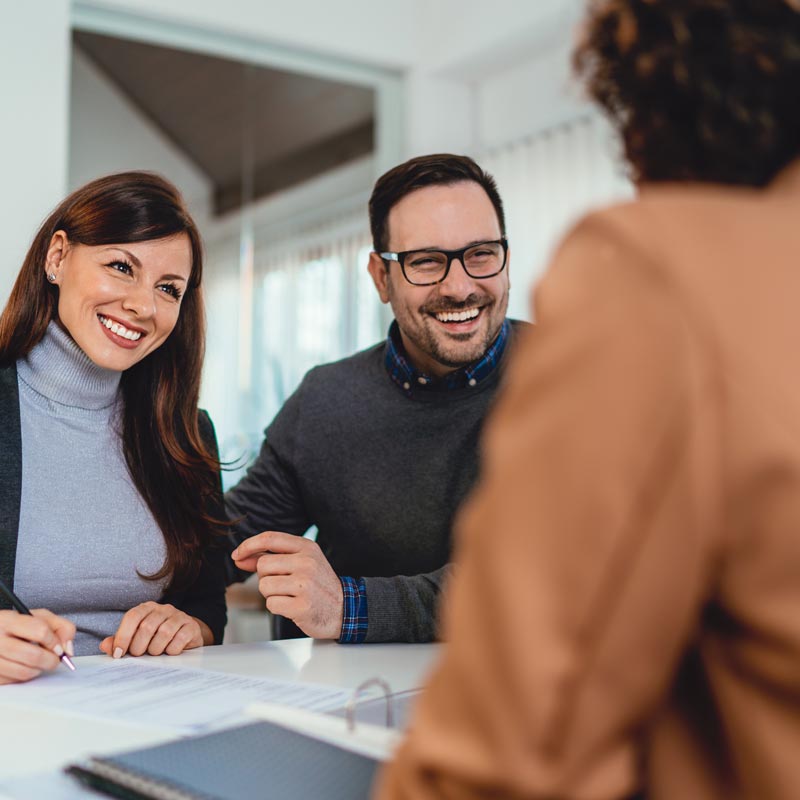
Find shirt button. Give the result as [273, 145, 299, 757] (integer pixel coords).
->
[418, 377, 427, 385]
[468, 378, 477, 387]
[403, 382, 410, 390]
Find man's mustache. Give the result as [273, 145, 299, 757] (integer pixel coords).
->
[421, 294, 491, 315]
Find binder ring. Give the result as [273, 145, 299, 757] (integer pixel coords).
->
[344, 677, 394, 732]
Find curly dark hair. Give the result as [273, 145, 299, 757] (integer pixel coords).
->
[574, 0, 800, 186]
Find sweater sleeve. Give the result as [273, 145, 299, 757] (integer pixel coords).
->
[224, 389, 312, 585]
[164, 410, 228, 645]
[362, 565, 450, 643]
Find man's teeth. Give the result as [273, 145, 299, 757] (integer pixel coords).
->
[99, 315, 142, 341]
[435, 308, 480, 323]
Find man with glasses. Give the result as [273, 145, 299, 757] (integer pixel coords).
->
[226, 154, 528, 643]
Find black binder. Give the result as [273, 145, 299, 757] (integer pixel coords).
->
[65, 719, 380, 800]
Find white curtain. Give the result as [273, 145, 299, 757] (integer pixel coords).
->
[479, 113, 633, 320]
[203, 211, 378, 486]
[256, 221, 378, 421]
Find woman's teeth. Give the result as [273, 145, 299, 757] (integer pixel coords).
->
[99, 315, 142, 341]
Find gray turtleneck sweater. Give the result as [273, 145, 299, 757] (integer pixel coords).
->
[13, 322, 168, 656]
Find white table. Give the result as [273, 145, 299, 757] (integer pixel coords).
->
[0, 640, 439, 796]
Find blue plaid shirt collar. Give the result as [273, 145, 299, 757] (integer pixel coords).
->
[384, 318, 511, 395]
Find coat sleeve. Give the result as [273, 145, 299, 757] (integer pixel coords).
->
[376, 212, 724, 799]
[163, 410, 228, 644]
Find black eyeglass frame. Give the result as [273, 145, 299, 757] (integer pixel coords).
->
[379, 237, 509, 286]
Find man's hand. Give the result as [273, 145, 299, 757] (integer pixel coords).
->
[232, 531, 344, 639]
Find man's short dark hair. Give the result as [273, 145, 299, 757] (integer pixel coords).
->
[368, 154, 506, 253]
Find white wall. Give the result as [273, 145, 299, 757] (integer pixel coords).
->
[403, 0, 588, 155]
[0, 1, 71, 308]
[418, 0, 582, 75]
[476, 37, 589, 153]
[77, 0, 421, 71]
[69, 48, 213, 225]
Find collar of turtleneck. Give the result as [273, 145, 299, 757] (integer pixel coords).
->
[16, 321, 121, 411]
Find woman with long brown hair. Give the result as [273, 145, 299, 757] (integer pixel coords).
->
[0, 171, 226, 683]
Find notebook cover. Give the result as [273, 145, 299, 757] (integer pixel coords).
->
[66, 720, 380, 800]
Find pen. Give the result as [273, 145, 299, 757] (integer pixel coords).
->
[0, 578, 77, 672]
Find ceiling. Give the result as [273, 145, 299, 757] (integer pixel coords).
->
[74, 31, 375, 216]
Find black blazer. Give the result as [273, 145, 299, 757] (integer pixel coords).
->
[0, 364, 227, 643]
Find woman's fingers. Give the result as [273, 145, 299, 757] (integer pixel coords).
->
[2, 610, 62, 655]
[31, 608, 76, 655]
[0, 635, 59, 672]
[163, 621, 198, 656]
[108, 603, 165, 658]
[142, 612, 185, 656]
[107, 604, 203, 658]
[0, 609, 75, 684]
[0, 654, 43, 685]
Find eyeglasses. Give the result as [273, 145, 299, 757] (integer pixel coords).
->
[379, 238, 508, 286]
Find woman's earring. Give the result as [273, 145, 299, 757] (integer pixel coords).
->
[47, 272, 56, 283]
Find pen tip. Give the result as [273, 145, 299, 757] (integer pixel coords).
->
[61, 654, 77, 671]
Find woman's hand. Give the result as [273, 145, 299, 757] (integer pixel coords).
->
[99, 602, 213, 659]
[0, 608, 76, 685]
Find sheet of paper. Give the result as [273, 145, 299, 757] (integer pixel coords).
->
[0, 660, 350, 733]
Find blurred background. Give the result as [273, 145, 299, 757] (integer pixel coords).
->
[0, 0, 633, 484]
[1, 0, 635, 641]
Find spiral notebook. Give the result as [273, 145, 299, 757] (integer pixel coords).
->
[65, 719, 380, 800]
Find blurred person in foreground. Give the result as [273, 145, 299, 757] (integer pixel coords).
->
[378, 1, 800, 797]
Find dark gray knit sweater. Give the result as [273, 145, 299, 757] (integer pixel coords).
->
[226, 321, 528, 642]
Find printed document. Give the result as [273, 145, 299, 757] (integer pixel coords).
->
[0, 659, 350, 732]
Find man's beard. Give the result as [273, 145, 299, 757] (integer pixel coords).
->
[426, 335, 491, 368]
[418, 292, 498, 369]
[390, 284, 508, 371]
